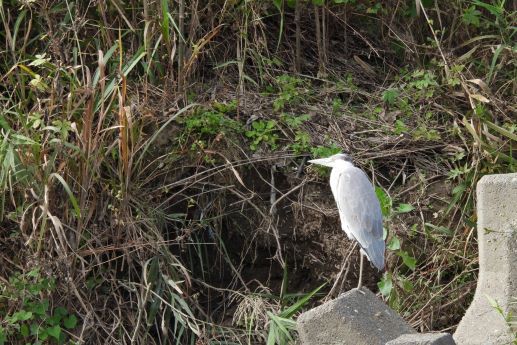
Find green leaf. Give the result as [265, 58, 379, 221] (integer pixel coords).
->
[12, 134, 38, 145]
[49, 173, 81, 218]
[160, 0, 170, 42]
[375, 187, 392, 217]
[122, 50, 147, 78]
[387, 236, 401, 251]
[487, 44, 504, 85]
[452, 184, 466, 195]
[286, 0, 297, 7]
[280, 283, 326, 318]
[28, 53, 51, 67]
[409, 224, 418, 237]
[8, 310, 33, 323]
[472, 0, 503, 17]
[32, 300, 49, 316]
[30, 323, 39, 336]
[312, 0, 325, 5]
[0, 115, 12, 131]
[366, 3, 382, 14]
[462, 6, 481, 27]
[20, 324, 29, 337]
[398, 250, 416, 270]
[394, 119, 408, 135]
[485, 294, 503, 314]
[310, 145, 341, 159]
[399, 276, 414, 292]
[396, 203, 414, 213]
[54, 307, 68, 318]
[48, 315, 62, 326]
[63, 314, 78, 329]
[425, 222, 453, 236]
[378, 272, 393, 297]
[0, 327, 6, 345]
[39, 328, 49, 341]
[282, 113, 311, 128]
[267, 325, 278, 345]
[266, 312, 296, 344]
[47, 325, 61, 339]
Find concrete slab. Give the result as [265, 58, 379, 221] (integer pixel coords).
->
[297, 287, 415, 345]
[387, 333, 456, 345]
[454, 173, 517, 345]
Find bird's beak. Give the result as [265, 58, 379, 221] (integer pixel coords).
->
[308, 157, 333, 167]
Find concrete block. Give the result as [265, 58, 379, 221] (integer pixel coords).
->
[297, 287, 416, 345]
[387, 333, 456, 345]
[454, 173, 517, 345]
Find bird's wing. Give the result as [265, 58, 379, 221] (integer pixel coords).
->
[333, 166, 385, 269]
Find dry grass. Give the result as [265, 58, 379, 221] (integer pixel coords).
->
[0, 0, 515, 344]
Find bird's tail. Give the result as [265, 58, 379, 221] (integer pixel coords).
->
[363, 240, 385, 271]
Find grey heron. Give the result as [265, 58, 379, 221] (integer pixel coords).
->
[308, 153, 385, 288]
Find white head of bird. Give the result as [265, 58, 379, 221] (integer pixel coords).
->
[308, 153, 352, 167]
[308, 152, 385, 289]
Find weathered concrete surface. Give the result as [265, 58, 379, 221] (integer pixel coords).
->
[297, 287, 415, 345]
[454, 173, 517, 345]
[387, 333, 456, 345]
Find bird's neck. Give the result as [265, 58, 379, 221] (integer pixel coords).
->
[333, 160, 354, 171]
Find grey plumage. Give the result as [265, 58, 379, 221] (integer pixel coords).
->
[309, 153, 385, 271]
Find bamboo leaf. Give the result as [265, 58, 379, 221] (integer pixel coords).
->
[280, 283, 326, 318]
[49, 173, 81, 218]
[484, 120, 517, 142]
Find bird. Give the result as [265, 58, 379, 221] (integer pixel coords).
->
[308, 153, 385, 289]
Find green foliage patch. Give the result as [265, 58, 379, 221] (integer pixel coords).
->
[0, 269, 77, 345]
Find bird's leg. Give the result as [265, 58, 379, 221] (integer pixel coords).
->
[357, 250, 364, 289]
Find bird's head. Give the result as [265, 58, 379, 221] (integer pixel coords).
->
[308, 153, 352, 167]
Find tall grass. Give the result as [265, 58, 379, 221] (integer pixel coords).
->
[0, 0, 515, 344]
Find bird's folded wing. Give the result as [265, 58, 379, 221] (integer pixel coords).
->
[334, 167, 384, 268]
